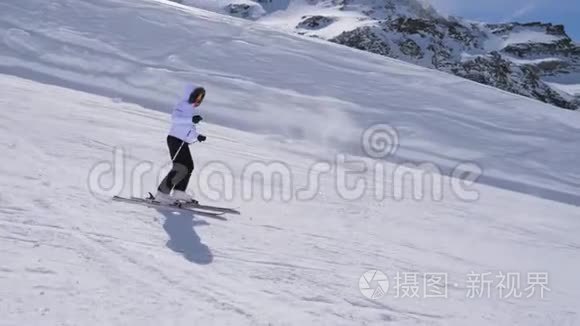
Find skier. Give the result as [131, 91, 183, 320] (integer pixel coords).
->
[154, 84, 207, 205]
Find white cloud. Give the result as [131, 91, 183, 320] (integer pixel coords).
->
[504, 2, 538, 21]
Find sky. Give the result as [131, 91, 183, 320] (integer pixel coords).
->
[427, 0, 580, 40]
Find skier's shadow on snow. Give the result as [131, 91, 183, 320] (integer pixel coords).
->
[156, 208, 213, 265]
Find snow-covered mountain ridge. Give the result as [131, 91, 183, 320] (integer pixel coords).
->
[181, 0, 580, 110]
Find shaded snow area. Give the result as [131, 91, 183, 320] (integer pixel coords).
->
[547, 82, 580, 97]
[501, 30, 565, 46]
[258, 0, 372, 39]
[503, 56, 562, 65]
[1, 0, 580, 325]
[546, 72, 580, 98]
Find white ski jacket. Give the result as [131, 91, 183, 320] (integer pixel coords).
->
[168, 83, 200, 144]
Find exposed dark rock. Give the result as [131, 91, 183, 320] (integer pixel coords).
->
[297, 16, 335, 30]
[331, 27, 391, 56]
[399, 39, 422, 58]
[388, 17, 442, 38]
[225, 3, 253, 18]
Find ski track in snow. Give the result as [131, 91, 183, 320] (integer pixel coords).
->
[0, 0, 579, 325]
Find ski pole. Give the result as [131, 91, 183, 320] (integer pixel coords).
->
[172, 141, 185, 162]
[171, 140, 197, 162]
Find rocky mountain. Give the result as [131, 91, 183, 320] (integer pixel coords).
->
[175, 0, 580, 110]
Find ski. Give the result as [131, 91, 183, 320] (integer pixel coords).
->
[112, 196, 228, 221]
[145, 192, 241, 215]
[181, 202, 240, 215]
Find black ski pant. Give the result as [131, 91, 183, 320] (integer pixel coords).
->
[158, 135, 194, 194]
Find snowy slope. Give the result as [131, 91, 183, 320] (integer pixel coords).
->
[1, 0, 580, 325]
[2, 74, 579, 326]
[1, 0, 580, 202]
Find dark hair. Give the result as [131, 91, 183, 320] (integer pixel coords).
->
[188, 87, 206, 104]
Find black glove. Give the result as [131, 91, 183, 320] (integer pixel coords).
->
[192, 115, 203, 124]
[197, 134, 206, 142]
